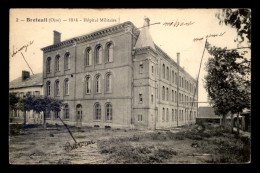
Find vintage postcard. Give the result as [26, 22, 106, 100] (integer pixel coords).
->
[9, 8, 251, 164]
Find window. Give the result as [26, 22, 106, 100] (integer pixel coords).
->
[151, 94, 153, 103]
[106, 103, 112, 121]
[172, 70, 174, 83]
[175, 73, 177, 84]
[95, 75, 101, 93]
[64, 79, 69, 95]
[54, 111, 60, 119]
[175, 91, 177, 103]
[139, 64, 143, 73]
[95, 45, 102, 64]
[162, 64, 165, 79]
[106, 42, 113, 62]
[175, 109, 177, 121]
[46, 110, 51, 119]
[139, 94, 143, 103]
[162, 86, 165, 100]
[105, 73, 112, 92]
[157, 84, 159, 99]
[85, 76, 91, 94]
[64, 104, 69, 119]
[172, 90, 174, 102]
[151, 65, 154, 74]
[166, 88, 169, 101]
[34, 91, 40, 96]
[46, 57, 51, 73]
[166, 108, 169, 122]
[55, 55, 60, 72]
[46, 81, 51, 96]
[162, 108, 165, 121]
[94, 103, 101, 120]
[172, 109, 174, 122]
[85, 48, 92, 66]
[166, 67, 169, 80]
[138, 114, 142, 122]
[55, 80, 60, 96]
[64, 52, 70, 70]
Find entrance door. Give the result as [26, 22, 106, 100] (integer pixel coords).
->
[76, 104, 82, 127]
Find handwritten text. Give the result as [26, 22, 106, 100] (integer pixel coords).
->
[12, 40, 34, 57]
[64, 140, 96, 152]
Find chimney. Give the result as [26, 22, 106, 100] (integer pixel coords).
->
[22, 71, 30, 81]
[53, 30, 61, 44]
[144, 17, 150, 27]
[177, 52, 180, 66]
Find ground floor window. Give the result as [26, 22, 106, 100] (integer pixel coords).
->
[138, 114, 142, 122]
[64, 105, 69, 119]
[54, 111, 60, 119]
[94, 103, 101, 120]
[106, 103, 112, 121]
[45, 111, 51, 119]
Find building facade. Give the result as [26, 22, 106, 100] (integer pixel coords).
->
[9, 71, 44, 124]
[41, 18, 198, 130]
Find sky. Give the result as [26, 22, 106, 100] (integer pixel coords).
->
[9, 9, 248, 107]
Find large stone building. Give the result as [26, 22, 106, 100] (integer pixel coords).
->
[41, 18, 198, 130]
[9, 71, 44, 124]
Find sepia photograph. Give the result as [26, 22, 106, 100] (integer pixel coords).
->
[9, 8, 251, 164]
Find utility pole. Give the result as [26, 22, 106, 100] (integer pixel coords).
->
[176, 52, 180, 127]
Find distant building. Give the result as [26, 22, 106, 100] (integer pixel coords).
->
[41, 18, 198, 130]
[9, 71, 43, 124]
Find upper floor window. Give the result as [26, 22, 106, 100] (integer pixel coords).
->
[64, 52, 70, 70]
[162, 64, 165, 79]
[151, 94, 153, 103]
[166, 108, 169, 122]
[152, 65, 154, 74]
[106, 42, 113, 63]
[172, 109, 174, 122]
[139, 63, 143, 73]
[64, 79, 69, 95]
[64, 104, 69, 119]
[105, 73, 112, 92]
[175, 73, 177, 85]
[162, 86, 165, 100]
[166, 67, 169, 80]
[172, 70, 174, 83]
[139, 94, 143, 103]
[55, 55, 60, 72]
[95, 45, 102, 65]
[166, 88, 169, 101]
[85, 76, 91, 94]
[55, 80, 60, 96]
[105, 103, 112, 121]
[94, 103, 101, 120]
[46, 57, 51, 73]
[85, 48, 92, 66]
[46, 81, 51, 96]
[95, 75, 101, 93]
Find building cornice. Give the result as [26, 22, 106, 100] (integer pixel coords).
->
[41, 21, 139, 53]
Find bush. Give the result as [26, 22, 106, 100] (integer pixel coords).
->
[9, 124, 23, 136]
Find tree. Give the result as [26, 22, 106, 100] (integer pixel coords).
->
[204, 44, 251, 132]
[216, 9, 251, 45]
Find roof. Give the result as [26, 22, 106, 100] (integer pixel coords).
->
[135, 18, 155, 50]
[9, 73, 43, 89]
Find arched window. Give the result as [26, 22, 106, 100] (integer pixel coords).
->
[105, 103, 112, 121]
[166, 67, 169, 80]
[64, 52, 70, 70]
[172, 109, 174, 122]
[46, 81, 51, 96]
[64, 104, 69, 119]
[55, 55, 60, 72]
[162, 108, 165, 121]
[95, 45, 102, 64]
[166, 108, 169, 122]
[162, 64, 165, 79]
[64, 79, 69, 95]
[95, 75, 101, 93]
[105, 73, 112, 92]
[85, 48, 92, 66]
[166, 88, 169, 101]
[46, 57, 51, 73]
[172, 70, 174, 83]
[94, 103, 101, 120]
[175, 73, 177, 84]
[106, 42, 113, 62]
[55, 80, 60, 96]
[172, 90, 174, 102]
[162, 86, 165, 100]
[85, 76, 91, 94]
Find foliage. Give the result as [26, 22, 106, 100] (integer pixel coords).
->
[216, 9, 251, 44]
[9, 93, 20, 110]
[204, 43, 251, 116]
